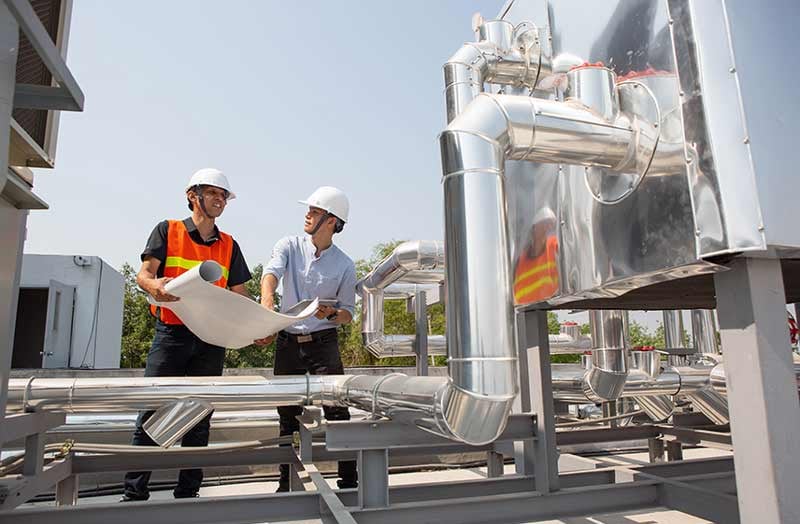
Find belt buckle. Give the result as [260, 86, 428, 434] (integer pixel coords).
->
[297, 334, 313, 344]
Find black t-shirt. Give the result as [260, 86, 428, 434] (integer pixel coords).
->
[141, 217, 252, 287]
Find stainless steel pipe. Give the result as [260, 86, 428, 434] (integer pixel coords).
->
[691, 309, 720, 356]
[444, 19, 544, 123]
[583, 310, 629, 401]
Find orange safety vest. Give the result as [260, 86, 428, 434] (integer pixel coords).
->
[150, 219, 233, 325]
[513, 235, 559, 305]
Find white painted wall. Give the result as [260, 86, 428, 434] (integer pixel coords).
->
[20, 254, 123, 368]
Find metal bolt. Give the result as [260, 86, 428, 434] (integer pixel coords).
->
[758, 225, 765, 232]
[371, 423, 378, 429]
[743, 137, 750, 144]
[679, 91, 685, 97]
[695, 229, 701, 236]
[668, 18, 674, 24]
[729, 67, 736, 73]
[685, 157, 692, 164]
[653, 122, 659, 128]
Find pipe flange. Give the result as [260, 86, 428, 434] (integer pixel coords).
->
[584, 80, 661, 204]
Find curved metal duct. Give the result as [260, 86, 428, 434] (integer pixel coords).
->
[357, 241, 445, 358]
[583, 310, 629, 401]
[444, 19, 545, 123]
[629, 349, 675, 421]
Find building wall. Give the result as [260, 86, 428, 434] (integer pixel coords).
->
[19, 254, 123, 368]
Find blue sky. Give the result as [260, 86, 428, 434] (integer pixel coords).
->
[25, 0, 503, 270]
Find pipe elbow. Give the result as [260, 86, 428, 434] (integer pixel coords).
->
[424, 381, 516, 446]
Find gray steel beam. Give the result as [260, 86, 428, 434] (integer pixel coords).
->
[714, 258, 800, 523]
[486, 450, 504, 478]
[55, 474, 78, 506]
[0, 457, 71, 511]
[13, 84, 81, 111]
[517, 309, 559, 492]
[556, 424, 658, 445]
[3, 0, 84, 111]
[414, 291, 428, 376]
[648, 438, 665, 463]
[347, 481, 660, 524]
[325, 414, 535, 451]
[71, 446, 296, 474]
[0, 412, 65, 444]
[0, 491, 323, 524]
[358, 449, 389, 508]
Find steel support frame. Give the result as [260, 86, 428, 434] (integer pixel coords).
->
[0, 458, 740, 524]
[515, 309, 559, 492]
[413, 290, 428, 376]
[714, 257, 800, 523]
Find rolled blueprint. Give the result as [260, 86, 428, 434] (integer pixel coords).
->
[149, 261, 319, 348]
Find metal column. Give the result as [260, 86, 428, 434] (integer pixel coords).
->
[714, 258, 800, 523]
[0, 1, 22, 421]
[516, 309, 559, 492]
[414, 291, 428, 376]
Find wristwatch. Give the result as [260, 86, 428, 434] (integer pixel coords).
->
[326, 310, 338, 321]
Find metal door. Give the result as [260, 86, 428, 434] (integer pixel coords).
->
[41, 280, 75, 368]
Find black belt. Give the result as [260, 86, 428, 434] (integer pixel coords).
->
[281, 328, 337, 344]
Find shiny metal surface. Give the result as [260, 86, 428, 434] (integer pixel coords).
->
[358, 241, 445, 359]
[444, 18, 544, 123]
[691, 309, 719, 356]
[497, 1, 715, 308]
[635, 394, 674, 422]
[143, 399, 213, 448]
[663, 310, 687, 366]
[630, 350, 660, 378]
[583, 311, 628, 401]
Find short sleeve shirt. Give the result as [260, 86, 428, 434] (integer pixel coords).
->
[141, 217, 252, 287]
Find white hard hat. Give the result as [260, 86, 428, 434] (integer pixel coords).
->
[186, 168, 236, 200]
[299, 186, 349, 222]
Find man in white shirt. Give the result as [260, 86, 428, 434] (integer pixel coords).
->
[261, 186, 357, 492]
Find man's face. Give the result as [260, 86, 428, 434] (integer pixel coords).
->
[192, 185, 228, 218]
[304, 206, 330, 234]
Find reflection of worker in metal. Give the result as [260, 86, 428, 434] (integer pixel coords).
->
[513, 208, 559, 305]
[261, 186, 357, 492]
[122, 168, 253, 501]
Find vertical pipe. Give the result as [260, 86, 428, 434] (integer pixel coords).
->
[663, 310, 687, 366]
[691, 309, 720, 356]
[584, 310, 628, 401]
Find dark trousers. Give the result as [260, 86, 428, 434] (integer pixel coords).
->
[123, 321, 226, 500]
[274, 329, 357, 486]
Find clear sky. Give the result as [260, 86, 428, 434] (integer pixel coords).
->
[25, 0, 503, 272]
[23, 1, 794, 335]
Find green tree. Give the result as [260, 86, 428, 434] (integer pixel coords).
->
[120, 263, 155, 368]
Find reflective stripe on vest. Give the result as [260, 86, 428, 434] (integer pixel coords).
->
[150, 219, 234, 325]
[514, 236, 559, 305]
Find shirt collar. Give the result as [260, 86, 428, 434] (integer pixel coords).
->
[305, 235, 334, 259]
[184, 217, 220, 244]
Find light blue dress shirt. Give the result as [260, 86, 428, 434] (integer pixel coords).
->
[264, 235, 356, 335]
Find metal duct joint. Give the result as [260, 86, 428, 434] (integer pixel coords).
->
[357, 241, 445, 358]
[444, 19, 545, 123]
[583, 311, 628, 402]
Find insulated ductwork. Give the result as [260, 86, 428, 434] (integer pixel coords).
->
[629, 349, 675, 422]
[358, 241, 446, 358]
[583, 310, 629, 401]
[445, 19, 546, 123]
[691, 309, 720, 357]
[663, 310, 688, 366]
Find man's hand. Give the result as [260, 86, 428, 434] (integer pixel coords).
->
[147, 277, 179, 302]
[253, 334, 276, 346]
[315, 304, 337, 320]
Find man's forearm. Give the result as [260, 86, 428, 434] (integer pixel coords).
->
[261, 274, 279, 308]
